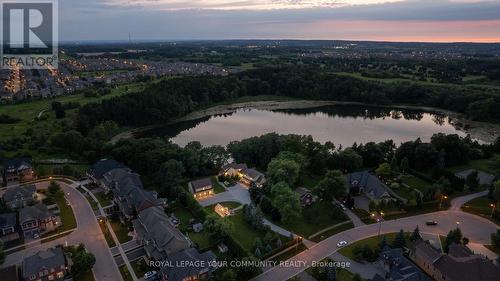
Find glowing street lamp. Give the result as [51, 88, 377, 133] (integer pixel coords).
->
[490, 203, 496, 218]
[439, 195, 448, 209]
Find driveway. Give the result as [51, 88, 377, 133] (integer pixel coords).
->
[250, 191, 499, 281]
[198, 183, 251, 207]
[3, 180, 123, 281]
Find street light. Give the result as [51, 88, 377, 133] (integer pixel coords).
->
[439, 195, 448, 209]
[490, 203, 496, 218]
[377, 211, 384, 239]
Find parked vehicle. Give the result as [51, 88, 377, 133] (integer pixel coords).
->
[337, 240, 348, 247]
[144, 271, 158, 280]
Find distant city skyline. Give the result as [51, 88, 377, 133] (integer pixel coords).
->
[59, 0, 500, 43]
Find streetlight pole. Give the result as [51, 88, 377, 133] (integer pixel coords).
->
[490, 204, 496, 218]
[377, 211, 384, 239]
[439, 195, 448, 209]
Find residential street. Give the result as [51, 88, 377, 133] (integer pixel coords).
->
[251, 191, 499, 281]
[3, 180, 123, 281]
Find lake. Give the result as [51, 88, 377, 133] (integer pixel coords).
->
[139, 104, 474, 148]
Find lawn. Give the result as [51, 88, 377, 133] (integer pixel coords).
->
[172, 205, 197, 231]
[131, 258, 150, 278]
[99, 222, 116, 247]
[265, 200, 349, 238]
[73, 271, 96, 281]
[352, 208, 376, 224]
[400, 174, 432, 193]
[310, 222, 355, 243]
[461, 195, 499, 225]
[187, 231, 216, 251]
[119, 265, 134, 281]
[94, 191, 114, 207]
[269, 243, 307, 262]
[211, 176, 226, 194]
[306, 259, 365, 281]
[447, 154, 500, 175]
[110, 219, 132, 244]
[47, 194, 77, 235]
[338, 232, 405, 260]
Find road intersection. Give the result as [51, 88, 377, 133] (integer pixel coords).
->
[251, 191, 499, 281]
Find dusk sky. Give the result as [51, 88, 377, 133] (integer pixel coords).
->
[60, 0, 500, 42]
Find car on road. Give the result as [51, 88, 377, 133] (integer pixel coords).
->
[337, 240, 348, 247]
[426, 220, 438, 226]
[144, 271, 158, 280]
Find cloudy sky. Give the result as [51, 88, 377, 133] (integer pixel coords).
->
[59, 0, 500, 42]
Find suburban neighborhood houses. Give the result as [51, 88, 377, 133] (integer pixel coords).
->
[1, 135, 500, 281]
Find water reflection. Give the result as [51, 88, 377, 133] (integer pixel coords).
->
[138, 104, 470, 147]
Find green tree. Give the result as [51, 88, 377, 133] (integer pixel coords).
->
[155, 159, 185, 197]
[48, 181, 62, 197]
[314, 170, 347, 201]
[72, 250, 96, 276]
[204, 214, 233, 239]
[490, 229, 500, 251]
[0, 241, 5, 265]
[334, 148, 363, 172]
[218, 269, 237, 281]
[375, 163, 391, 179]
[392, 229, 406, 249]
[267, 158, 300, 186]
[411, 226, 421, 242]
[400, 157, 409, 174]
[271, 182, 301, 224]
[444, 227, 463, 253]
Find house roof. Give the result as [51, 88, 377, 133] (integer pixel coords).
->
[190, 178, 212, 193]
[90, 159, 126, 180]
[0, 265, 19, 281]
[3, 157, 32, 170]
[454, 169, 495, 185]
[294, 187, 312, 197]
[19, 203, 52, 223]
[412, 240, 442, 264]
[380, 245, 432, 281]
[135, 206, 190, 258]
[222, 163, 248, 171]
[434, 253, 500, 281]
[243, 168, 264, 180]
[2, 185, 36, 203]
[22, 247, 66, 279]
[159, 248, 216, 281]
[346, 171, 391, 199]
[0, 212, 17, 228]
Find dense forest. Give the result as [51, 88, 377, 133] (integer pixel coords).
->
[75, 66, 500, 136]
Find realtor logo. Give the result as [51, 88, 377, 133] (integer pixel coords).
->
[1, 0, 58, 69]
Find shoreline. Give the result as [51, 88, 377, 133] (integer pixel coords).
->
[110, 99, 500, 144]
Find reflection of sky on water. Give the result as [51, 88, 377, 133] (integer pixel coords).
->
[170, 108, 468, 147]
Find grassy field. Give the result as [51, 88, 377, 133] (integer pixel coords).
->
[338, 232, 405, 260]
[310, 222, 355, 243]
[99, 222, 116, 247]
[461, 195, 500, 225]
[54, 194, 77, 233]
[94, 191, 113, 207]
[265, 200, 349, 237]
[447, 154, 500, 175]
[400, 174, 432, 193]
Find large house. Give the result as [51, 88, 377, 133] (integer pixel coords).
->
[188, 178, 214, 199]
[133, 206, 191, 260]
[22, 246, 68, 281]
[373, 245, 431, 281]
[294, 187, 315, 207]
[0, 212, 17, 236]
[88, 159, 127, 187]
[19, 203, 60, 237]
[410, 240, 500, 281]
[2, 157, 34, 184]
[220, 163, 266, 187]
[346, 171, 395, 202]
[454, 169, 495, 186]
[2, 185, 37, 209]
[102, 167, 162, 218]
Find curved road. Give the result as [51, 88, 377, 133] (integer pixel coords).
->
[251, 191, 498, 281]
[3, 180, 123, 281]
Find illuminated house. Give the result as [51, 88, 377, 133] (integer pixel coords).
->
[188, 178, 214, 199]
[214, 204, 230, 218]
